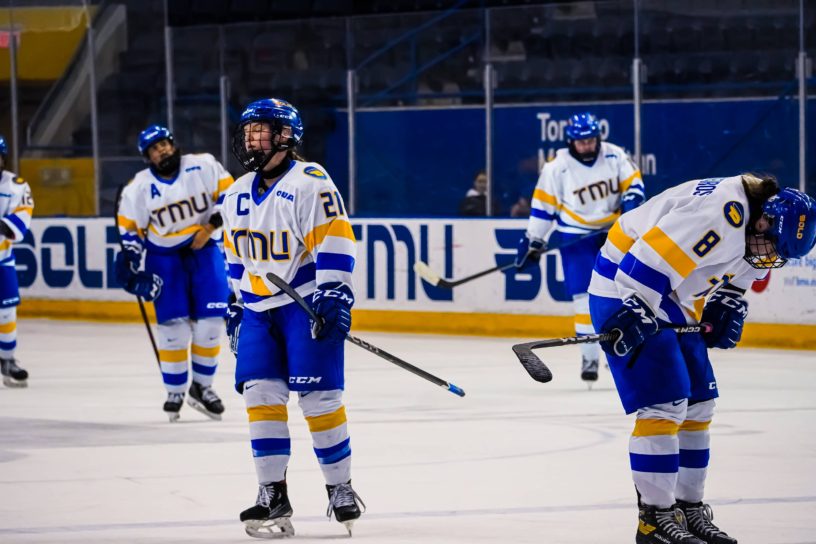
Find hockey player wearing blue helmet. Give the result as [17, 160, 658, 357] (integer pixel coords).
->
[587, 173, 816, 544]
[224, 98, 364, 538]
[516, 112, 647, 386]
[117, 125, 235, 421]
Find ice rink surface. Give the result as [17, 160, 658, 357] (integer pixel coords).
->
[1, 319, 814, 543]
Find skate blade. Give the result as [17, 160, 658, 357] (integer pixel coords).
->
[3, 377, 28, 388]
[186, 397, 222, 421]
[244, 517, 294, 539]
[342, 519, 355, 536]
[165, 411, 180, 423]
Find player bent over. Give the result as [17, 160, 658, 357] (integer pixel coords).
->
[117, 126, 234, 421]
[223, 98, 364, 538]
[516, 112, 645, 387]
[587, 174, 816, 543]
[0, 136, 34, 387]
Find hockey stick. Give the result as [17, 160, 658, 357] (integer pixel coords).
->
[114, 184, 161, 367]
[265, 272, 466, 397]
[414, 231, 601, 289]
[511, 323, 713, 384]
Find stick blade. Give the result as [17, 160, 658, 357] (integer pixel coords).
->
[413, 261, 442, 287]
[511, 344, 554, 383]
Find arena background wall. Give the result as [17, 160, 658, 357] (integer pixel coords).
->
[14, 217, 816, 350]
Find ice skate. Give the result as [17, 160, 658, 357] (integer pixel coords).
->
[676, 500, 737, 544]
[1, 357, 28, 388]
[581, 357, 599, 389]
[637, 503, 705, 544]
[187, 381, 224, 420]
[326, 480, 365, 536]
[240, 481, 294, 539]
[163, 392, 184, 422]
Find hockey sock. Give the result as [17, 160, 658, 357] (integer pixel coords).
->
[244, 379, 291, 484]
[573, 294, 600, 362]
[157, 318, 192, 393]
[630, 400, 687, 508]
[191, 317, 221, 387]
[300, 390, 351, 486]
[677, 399, 714, 503]
[0, 307, 16, 359]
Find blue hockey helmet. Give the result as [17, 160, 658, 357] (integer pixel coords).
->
[0, 135, 7, 157]
[232, 98, 304, 172]
[745, 187, 816, 269]
[762, 188, 816, 259]
[565, 112, 601, 142]
[137, 125, 174, 156]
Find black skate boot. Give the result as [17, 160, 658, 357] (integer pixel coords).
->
[676, 500, 738, 544]
[187, 381, 224, 420]
[1, 358, 28, 388]
[163, 392, 184, 422]
[240, 481, 294, 539]
[326, 480, 366, 536]
[581, 357, 599, 388]
[637, 504, 706, 544]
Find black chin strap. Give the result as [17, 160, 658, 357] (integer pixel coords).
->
[261, 156, 291, 180]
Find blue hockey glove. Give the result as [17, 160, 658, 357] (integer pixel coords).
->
[115, 245, 142, 285]
[311, 282, 354, 344]
[701, 287, 748, 349]
[621, 192, 645, 214]
[225, 300, 243, 355]
[515, 233, 546, 270]
[124, 271, 163, 302]
[599, 295, 659, 357]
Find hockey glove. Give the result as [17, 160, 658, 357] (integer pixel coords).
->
[701, 286, 748, 349]
[124, 271, 163, 302]
[515, 233, 546, 270]
[311, 282, 354, 344]
[599, 295, 659, 357]
[226, 300, 243, 355]
[621, 191, 645, 214]
[115, 245, 142, 286]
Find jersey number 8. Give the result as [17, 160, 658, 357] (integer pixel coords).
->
[692, 230, 721, 257]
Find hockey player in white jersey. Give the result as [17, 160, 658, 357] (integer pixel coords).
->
[516, 112, 645, 385]
[117, 125, 234, 421]
[588, 174, 816, 543]
[223, 98, 364, 538]
[0, 136, 33, 387]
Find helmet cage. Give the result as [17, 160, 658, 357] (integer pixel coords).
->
[744, 231, 787, 269]
[232, 119, 296, 173]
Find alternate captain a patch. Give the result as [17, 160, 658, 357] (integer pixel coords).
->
[723, 201, 744, 228]
[303, 166, 327, 179]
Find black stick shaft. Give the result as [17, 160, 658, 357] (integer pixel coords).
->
[517, 323, 712, 351]
[265, 272, 465, 397]
[114, 184, 161, 367]
[422, 231, 602, 289]
[441, 262, 515, 287]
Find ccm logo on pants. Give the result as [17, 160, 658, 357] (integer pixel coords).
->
[290, 376, 322, 384]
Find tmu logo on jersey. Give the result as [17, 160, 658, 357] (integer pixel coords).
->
[573, 178, 621, 205]
[151, 192, 210, 228]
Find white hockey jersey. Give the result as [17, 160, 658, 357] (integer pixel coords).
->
[117, 153, 234, 253]
[528, 142, 644, 241]
[588, 175, 767, 324]
[222, 161, 356, 312]
[0, 170, 34, 267]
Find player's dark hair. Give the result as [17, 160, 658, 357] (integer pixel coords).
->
[741, 173, 780, 229]
[290, 149, 306, 162]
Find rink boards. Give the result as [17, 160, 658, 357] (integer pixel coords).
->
[14, 217, 816, 349]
